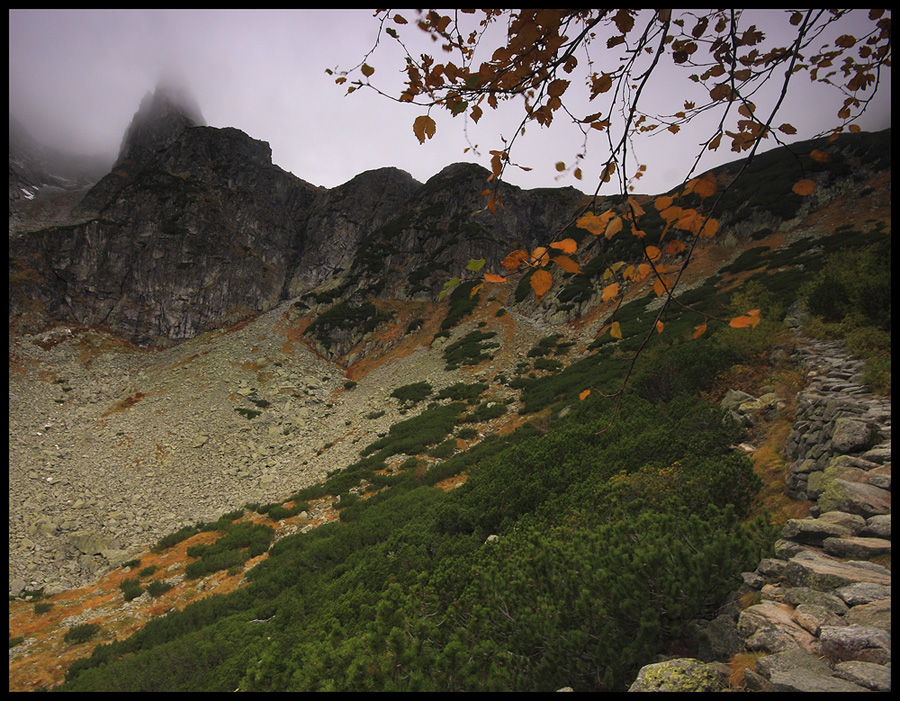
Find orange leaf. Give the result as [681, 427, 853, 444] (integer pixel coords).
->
[693, 321, 707, 339]
[601, 282, 619, 302]
[578, 210, 616, 236]
[610, 321, 622, 339]
[605, 216, 623, 240]
[792, 179, 816, 196]
[645, 245, 662, 262]
[809, 149, 830, 163]
[484, 273, 507, 283]
[655, 320, 664, 334]
[664, 240, 686, 256]
[579, 389, 591, 401]
[660, 205, 683, 223]
[530, 269, 553, 297]
[470, 283, 484, 298]
[636, 263, 652, 281]
[688, 172, 718, 199]
[673, 208, 704, 234]
[501, 249, 529, 270]
[549, 238, 578, 254]
[413, 115, 437, 144]
[729, 309, 761, 329]
[552, 255, 580, 274]
[654, 195, 674, 211]
[653, 277, 669, 297]
[531, 246, 550, 267]
[699, 218, 719, 238]
[626, 197, 645, 219]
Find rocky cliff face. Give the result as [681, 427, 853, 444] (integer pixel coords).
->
[9, 89, 587, 345]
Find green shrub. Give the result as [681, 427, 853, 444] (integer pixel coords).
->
[428, 438, 458, 459]
[146, 580, 174, 598]
[119, 578, 144, 601]
[534, 357, 563, 373]
[441, 281, 481, 330]
[34, 602, 54, 615]
[361, 402, 467, 461]
[64, 623, 101, 644]
[443, 331, 498, 370]
[152, 525, 200, 553]
[390, 381, 433, 404]
[436, 382, 488, 402]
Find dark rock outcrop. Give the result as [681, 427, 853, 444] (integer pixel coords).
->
[9, 89, 586, 345]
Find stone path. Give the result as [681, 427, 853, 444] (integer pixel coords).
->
[631, 334, 891, 692]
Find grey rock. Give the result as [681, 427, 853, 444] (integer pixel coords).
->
[830, 417, 874, 453]
[820, 624, 891, 665]
[784, 549, 891, 590]
[767, 668, 871, 692]
[833, 660, 892, 691]
[835, 582, 892, 607]
[844, 599, 891, 631]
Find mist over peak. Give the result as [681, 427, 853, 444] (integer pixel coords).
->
[115, 79, 207, 168]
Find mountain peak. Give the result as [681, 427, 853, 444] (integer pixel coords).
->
[115, 80, 206, 168]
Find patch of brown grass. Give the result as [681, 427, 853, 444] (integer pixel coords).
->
[728, 651, 767, 689]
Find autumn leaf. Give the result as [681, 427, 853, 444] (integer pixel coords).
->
[654, 194, 674, 211]
[664, 240, 686, 255]
[645, 245, 662, 262]
[530, 269, 553, 297]
[501, 249, 530, 270]
[549, 238, 578, 254]
[809, 149, 830, 163]
[659, 205, 683, 223]
[610, 321, 623, 339]
[552, 255, 581, 274]
[576, 210, 614, 236]
[653, 277, 668, 297]
[655, 320, 664, 334]
[626, 196, 645, 219]
[699, 218, 719, 238]
[530, 246, 550, 267]
[466, 258, 486, 272]
[635, 263, 652, 281]
[605, 216, 623, 239]
[413, 115, 437, 144]
[484, 273, 507, 283]
[693, 321, 707, 339]
[687, 172, 717, 199]
[601, 282, 619, 302]
[792, 179, 816, 196]
[729, 309, 761, 329]
[439, 277, 461, 300]
[579, 389, 591, 401]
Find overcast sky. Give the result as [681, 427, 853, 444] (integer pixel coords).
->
[8, 9, 892, 195]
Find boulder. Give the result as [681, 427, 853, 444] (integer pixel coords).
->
[737, 602, 819, 654]
[627, 658, 728, 692]
[819, 625, 891, 665]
